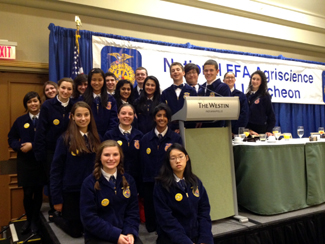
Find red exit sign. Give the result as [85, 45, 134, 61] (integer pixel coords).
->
[0, 45, 16, 60]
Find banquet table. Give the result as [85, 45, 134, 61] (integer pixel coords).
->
[233, 139, 325, 215]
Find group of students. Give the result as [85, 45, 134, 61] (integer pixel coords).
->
[181, 61, 276, 135]
[8, 65, 216, 244]
[8, 58, 276, 243]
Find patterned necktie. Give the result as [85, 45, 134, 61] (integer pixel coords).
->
[32, 116, 38, 130]
[84, 134, 89, 149]
[32, 116, 37, 126]
[206, 84, 213, 95]
[109, 175, 116, 187]
[158, 133, 162, 141]
[178, 179, 187, 191]
[124, 132, 130, 142]
[95, 96, 100, 112]
[95, 96, 100, 104]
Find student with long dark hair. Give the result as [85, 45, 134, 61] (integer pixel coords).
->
[73, 73, 88, 98]
[80, 140, 142, 244]
[103, 104, 143, 190]
[140, 103, 182, 232]
[154, 143, 213, 244]
[50, 101, 101, 237]
[245, 70, 276, 136]
[134, 76, 161, 134]
[114, 79, 134, 109]
[80, 68, 118, 137]
[8, 91, 45, 234]
[34, 77, 74, 221]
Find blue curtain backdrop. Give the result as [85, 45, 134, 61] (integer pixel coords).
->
[48, 23, 325, 138]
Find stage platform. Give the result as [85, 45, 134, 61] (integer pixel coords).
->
[38, 202, 325, 244]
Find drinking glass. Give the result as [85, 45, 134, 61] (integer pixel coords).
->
[273, 126, 281, 140]
[243, 128, 250, 142]
[259, 134, 266, 142]
[318, 127, 324, 135]
[238, 127, 245, 141]
[297, 126, 304, 139]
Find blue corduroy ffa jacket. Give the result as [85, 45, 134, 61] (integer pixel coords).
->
[50, 135, 96, 205]
[78, 95, 118, 137]
[103, 126, 143, 184]
[80, 173, 140, 243]
[161, 84, 197, 115]
[140, 128, 182, 183]
[34, 97, 73, 161]
[153, 179, 213, 244]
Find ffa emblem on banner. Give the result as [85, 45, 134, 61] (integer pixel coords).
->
[209, 92, 215, 97]
[106, 101, 112, 110]
[134, 140, 140, 149]
[24, 123, 30, 129]
[192, 187, 200, 197]
[175, 193, 183, 201]
[101, 198, 109, 206]
[123, 187, 131, 198]
[101, 47, 142, 84]
[183, 92, 190, 98]
[255, 98, 260, 104]
[165, 143, 172, 151]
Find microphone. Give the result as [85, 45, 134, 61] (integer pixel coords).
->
[198, 83, 223, 97]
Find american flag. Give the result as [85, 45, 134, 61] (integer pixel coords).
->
[71, 45, 84, 79]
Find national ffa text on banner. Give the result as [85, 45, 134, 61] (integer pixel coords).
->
[92, 36, 325, 105]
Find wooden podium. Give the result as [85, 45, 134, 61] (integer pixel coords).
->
[172, 96, 244, 221]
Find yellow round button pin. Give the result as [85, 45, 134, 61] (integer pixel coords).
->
[24, 123, 30, 129]
[101, 198, 109, 206]
[53, 119, 60, 125]
[175, 193, 183, 201]
[117, 140, 123, 146]
[71, 149, 79, 156]
[146, 148, 151, 154]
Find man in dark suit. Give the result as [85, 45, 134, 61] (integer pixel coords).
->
[184, 63, 200, 93]
[133, 67, 148, 100]
[198, 59, 231, 127]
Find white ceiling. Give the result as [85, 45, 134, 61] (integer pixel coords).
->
[254, 0, 325, 17]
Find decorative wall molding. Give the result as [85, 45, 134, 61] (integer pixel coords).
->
[0, 60, 49, 73]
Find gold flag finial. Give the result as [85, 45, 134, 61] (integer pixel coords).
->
[75, 16, 82, 53]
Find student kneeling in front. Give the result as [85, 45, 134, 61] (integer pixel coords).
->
[80, 140, 142, 244]
[153, 143, 213, 244]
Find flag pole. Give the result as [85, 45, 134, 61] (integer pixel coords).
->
[75, 16, 82, 54]
[71, 16, 84, 79]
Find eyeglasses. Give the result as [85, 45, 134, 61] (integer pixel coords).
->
[170, 154, 185, 162]
[225, 77, 235, 80]
[186, 71, 198, 76]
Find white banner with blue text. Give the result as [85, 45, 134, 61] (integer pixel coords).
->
[92, 35, 325, 105]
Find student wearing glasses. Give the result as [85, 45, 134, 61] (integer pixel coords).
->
[153, 143, 213, 244]
[140, 103, 182, 232]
